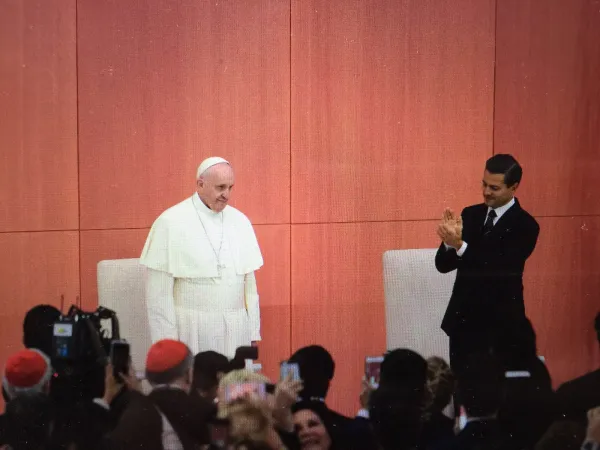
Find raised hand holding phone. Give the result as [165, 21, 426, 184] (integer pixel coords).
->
[110, 340, 130, 382]
[364, 356, 383, 389]
[280, 361, 301, 382]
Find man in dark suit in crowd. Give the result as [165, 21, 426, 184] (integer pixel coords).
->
[100, 339, 213, 450]
[497, 318, 555, 449]
[435, 154, 540, 370]
[432, 353, 520, 450]
[555, 311, 600, 426]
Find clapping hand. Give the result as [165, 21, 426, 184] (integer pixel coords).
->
[437, 208, 463, 250]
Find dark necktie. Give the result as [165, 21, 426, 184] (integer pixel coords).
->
[483, 209, 497, 235]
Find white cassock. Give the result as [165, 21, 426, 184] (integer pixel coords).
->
[139, 193, 263, 358]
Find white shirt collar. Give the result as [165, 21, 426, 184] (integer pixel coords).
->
[488, 196, 515, 221]
[193, 192, 223, 217]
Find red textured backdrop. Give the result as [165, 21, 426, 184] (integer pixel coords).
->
[1, 0, 599, 415]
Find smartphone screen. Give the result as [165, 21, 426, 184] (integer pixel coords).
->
[224, 382, 266, 402]
[110, 340, 130, 380]
[365, 356, 384, 388]
[280, 361, 301, 381]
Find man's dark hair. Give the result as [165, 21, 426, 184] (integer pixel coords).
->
[23, 304, 61, 356]
[369, 386, 424, 450]
[380, 348, 427, 391]
[485, 154, 523, 187]
[288, 345, 334, 399]
[457, 353, 505, 417]
[192, 351, 230, 392]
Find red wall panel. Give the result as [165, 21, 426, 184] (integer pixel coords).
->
[291, 221, 439, 414]
[0, 0, 78, 232]
[77, 0, 291, 230]
[0, 232, 79, 377]
[495, 0, 600, 216]
[525, 216, 600, 386]
[291, 0, 495, 224]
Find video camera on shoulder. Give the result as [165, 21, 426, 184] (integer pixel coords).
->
[51, 305, 121, 404]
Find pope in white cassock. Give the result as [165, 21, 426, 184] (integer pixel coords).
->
[140, 157, 263, 358]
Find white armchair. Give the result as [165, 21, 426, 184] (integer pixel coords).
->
[97, 258, 152, 375]
[382, 249, 456, 362]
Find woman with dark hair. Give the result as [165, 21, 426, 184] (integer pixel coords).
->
[292, 401, 338, 450]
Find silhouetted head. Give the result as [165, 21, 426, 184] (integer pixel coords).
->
[192, 350, 230, 399]
[380, 348, 427, 391]
[288, 345, 335, 400]
[23, 304, 61, 357]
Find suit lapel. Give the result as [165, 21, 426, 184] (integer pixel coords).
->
[466, 204, 488, 241]
[487, 198, 522, 237]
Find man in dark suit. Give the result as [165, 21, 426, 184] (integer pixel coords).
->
[432, 353, 520, 450]
[98, 339, 213, 450]
[435, 154, 540, 371]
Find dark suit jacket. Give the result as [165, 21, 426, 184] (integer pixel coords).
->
[432, 419, 519, 450]
[102, 388, 212, 450]
[421, 411, 455, 448]
[435, 198, 539, 337]
[324, 408, 376, 450]
[555, 367, 600, 426]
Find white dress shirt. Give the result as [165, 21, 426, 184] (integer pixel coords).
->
[445, 197, 516, 256]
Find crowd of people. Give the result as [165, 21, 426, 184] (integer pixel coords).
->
[0, 304, 599, 450]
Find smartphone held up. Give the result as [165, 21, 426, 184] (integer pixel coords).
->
[365, 355, 383, 389]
